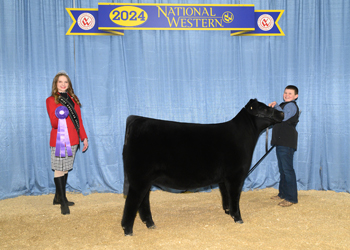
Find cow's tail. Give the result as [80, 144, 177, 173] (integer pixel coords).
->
[123, 116, 138, 197]
[124, 127, 130, 146]
[124, 115, 138, 146]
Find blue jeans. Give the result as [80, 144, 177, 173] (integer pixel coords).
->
[276, 146, 298, 203]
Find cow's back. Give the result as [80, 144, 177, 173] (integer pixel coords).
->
[122, 114, 254, 190]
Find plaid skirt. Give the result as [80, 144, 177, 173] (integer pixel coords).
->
[50, 145, 78, 171]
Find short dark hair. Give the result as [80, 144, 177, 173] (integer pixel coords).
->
[285, 85, 298, 95]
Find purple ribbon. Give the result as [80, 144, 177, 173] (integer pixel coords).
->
[55, 106, 73, 157]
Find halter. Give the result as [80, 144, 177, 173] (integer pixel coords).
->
[244, 103, 277, 177]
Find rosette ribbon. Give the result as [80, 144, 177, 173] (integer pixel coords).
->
[55, 106, 73, 157]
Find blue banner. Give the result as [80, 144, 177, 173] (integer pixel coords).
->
[66, 4, 284, 36]
[66, 8, 124, 36]
[231, 10, 284, 36]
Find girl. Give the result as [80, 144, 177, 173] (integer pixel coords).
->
[46, 71, 88, 214]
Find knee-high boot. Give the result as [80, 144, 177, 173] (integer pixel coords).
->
[53, 174, 75, 206]
[54, 176, 70, 215]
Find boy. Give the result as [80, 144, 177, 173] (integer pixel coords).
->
[269, 85, 299, 207]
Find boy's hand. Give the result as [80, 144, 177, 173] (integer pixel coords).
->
[269, 101, 277, 108]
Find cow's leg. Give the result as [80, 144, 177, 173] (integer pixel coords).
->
[138, 190, 156, 229]
[123, 173, 129, 197]
[121, 185, 150, 236]
[219, 182, 229, 214]
[225, 178, 244, 224]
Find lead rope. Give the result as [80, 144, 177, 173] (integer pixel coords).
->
[247, 128, 275, 177]
[265, 128, 268, 152]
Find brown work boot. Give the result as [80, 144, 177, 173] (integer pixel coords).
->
[270, 195, 282, 200]
[278, 200, 295, 207]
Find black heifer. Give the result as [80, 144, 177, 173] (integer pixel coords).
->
[121, 99, 284, 236]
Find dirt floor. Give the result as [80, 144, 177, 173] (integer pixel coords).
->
[0, 188, 349, 250]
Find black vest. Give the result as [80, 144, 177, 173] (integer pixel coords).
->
[271, 101, 299, 150]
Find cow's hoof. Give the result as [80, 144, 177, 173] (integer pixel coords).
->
[143, 220, 156, 229]
[123, 227, 133, 236]
[235, 219, 244, 224]
[145, 221, 156, 229]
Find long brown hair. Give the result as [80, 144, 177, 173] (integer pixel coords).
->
[51, 72, 81, 106]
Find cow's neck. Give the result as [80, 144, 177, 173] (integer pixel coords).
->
[235, 108, 262, 141]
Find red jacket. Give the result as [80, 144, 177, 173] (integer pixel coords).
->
[46, 95, 88, 147]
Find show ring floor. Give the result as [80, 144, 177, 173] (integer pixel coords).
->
[0, 188, 349, 249]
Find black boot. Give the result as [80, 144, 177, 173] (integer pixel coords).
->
[54, 176, 70, 215]
[53, 174, 75, 206]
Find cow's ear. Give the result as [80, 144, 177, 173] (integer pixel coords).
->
[246, 99, 257, 111]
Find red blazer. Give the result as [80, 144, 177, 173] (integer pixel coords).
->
[46, 95, 88, 147]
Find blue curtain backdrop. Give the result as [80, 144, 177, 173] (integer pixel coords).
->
[0, 0, 349, 200]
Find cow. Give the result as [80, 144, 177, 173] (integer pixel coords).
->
[121, 99, 284, 236]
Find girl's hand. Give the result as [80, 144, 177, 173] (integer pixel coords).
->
[82, 138, 89, 152]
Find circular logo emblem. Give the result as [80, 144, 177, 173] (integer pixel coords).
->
[257, 14, 274, 31]
[222, 11, 234, 24]
[77, 13, 95, 30]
